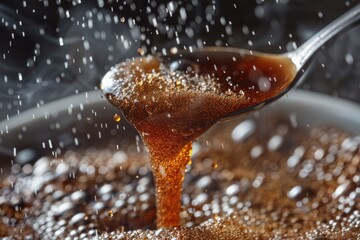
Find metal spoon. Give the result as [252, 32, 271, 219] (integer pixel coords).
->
[163, 3, 360, 118]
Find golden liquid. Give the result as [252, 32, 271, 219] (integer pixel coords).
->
[113, 113, 121, 122]
[101, 51, 297, 227]
[1, 123, 360, 239]
[1, 51, 359, 239]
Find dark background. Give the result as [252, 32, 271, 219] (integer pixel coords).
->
[0, 0, 359, 120]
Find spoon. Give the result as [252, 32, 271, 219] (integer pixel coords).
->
[101, 4, 360, 125]
[100, 4, 360, 228]
[161, 3, 360, 118]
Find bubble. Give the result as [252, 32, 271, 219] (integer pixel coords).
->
[332, 181, 354, 198]
[257, 77, 271, 92]
[169, 59, 199, 73]
[250, 145, 263, 159]
[98, 184, 114, 195]
[52, 202, 75, 217]
[345, 53, 354, 65]
[3, 124, 360, 238]
[15, 148, 39, 165]
[287, 155, 301, 168]
[211, 161, 218, 169]
[231, 120, 256, 142]
[267, 134, 283, 151]
[180, 128, 194, 137]
[69, 212, 86, 225]
[196, 176, 212, 189]
[287, 185, 302, 199]
[225, 184, 240, 196]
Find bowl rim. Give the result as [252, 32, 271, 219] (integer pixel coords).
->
[1, 89, 360, 132]
[0, 89, 359, 166]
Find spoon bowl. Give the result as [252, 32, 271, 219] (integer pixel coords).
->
[99, 3, 360, 227]
[163, 3, 360, 118]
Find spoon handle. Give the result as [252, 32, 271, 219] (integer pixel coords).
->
[290, 4, 360, 70]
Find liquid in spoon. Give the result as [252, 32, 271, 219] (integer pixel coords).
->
[100, 4, 360, 224]
[101, 51, 297, 227]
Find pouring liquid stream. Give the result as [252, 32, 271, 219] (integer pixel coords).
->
[101, 4, 360, 228]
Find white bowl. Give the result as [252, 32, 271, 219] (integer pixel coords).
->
[0, 89, 360, 165]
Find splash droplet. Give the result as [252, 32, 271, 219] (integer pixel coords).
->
[137, 48, 145, 56]
[108, 210, 114, 217]
[211, 161, 218, 169]
[113, 113, 121, 122]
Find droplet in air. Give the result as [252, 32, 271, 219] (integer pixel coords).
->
[231, 120, 256, 142]
[113, 113, 121, 122]
[345, 53, 354, 65]
[180, 128, 194, 137]
[137, 48, 145, 56]
[211, 161, 218, 169]
[108, 210, 114, 217]
[59, 37, 64, 46]
[170, 47, 178, 54]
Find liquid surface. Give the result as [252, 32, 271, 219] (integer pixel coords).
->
[100, 51, 297, 227]
[1, 119, 359, 239]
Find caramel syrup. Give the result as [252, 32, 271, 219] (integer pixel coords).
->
[101, 49, 297, 227]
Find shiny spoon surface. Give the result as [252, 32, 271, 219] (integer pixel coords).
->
[99, 4, 360, 228]
[101, 4, 360, 122]
[162, 3, 360, 118]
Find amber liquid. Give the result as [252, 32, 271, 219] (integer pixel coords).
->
[101, 49, 297, 228]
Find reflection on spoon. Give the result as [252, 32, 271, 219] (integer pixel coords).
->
[100, 4, 360, 228]
[163, 3, 360, 117]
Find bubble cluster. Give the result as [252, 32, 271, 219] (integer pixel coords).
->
[101, 55, 231, 102]
[1, 118, 359, 239]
